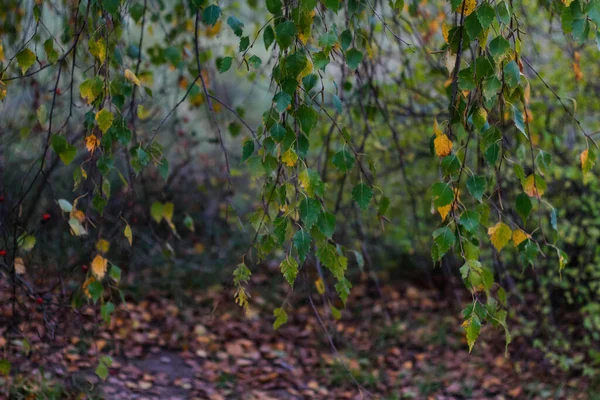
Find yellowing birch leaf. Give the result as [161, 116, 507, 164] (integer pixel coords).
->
[95, 109, 114, 134]
[92, 255, 108, 280]
[523, 174, 545, 198]
[124, 69, 141, 86]
[488, 222, 512, 252]
[124, 224, 133, 247]
[14, 258, 26, 275]
[282, 148, 298, 167]
[437, 204, 452, 220]
[456, 0, 476, 16]
[96, 239, 110, 254]
[512, 229, 528, 247]
[434, 134, 453, 157]
[85, 134, 100, 154]
[442, 22, 449, 44]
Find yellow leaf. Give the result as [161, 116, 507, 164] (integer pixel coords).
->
[124, 224, 133, 247]
[488, 222, 512, 252]
[0, 44, 4, 62]
[281, 148, 298, 167]
[437, 204, 452, 221]
[523, 174, 544, 198]
[205, 19, 222, 37]
[512, 229, 528, 247]
[456, 0, 477, 16]
[91, 255, 108, 280]
[561, 0, 574, 6]
[14, 258, 26, 275]
[442, 22, 449, 44]
[96, 239, 110, 254]
[85, 134, 100, 154]
[82, 277, 96, 298]
[137, 105, 152, 120]
[434, 134, 453, 157]
[580, 149, 589, 169]
[124, 68, 141, 86]
[89, 38, 107, 64]
[433, 119, 443, 137]
[315, 278, 325, 295]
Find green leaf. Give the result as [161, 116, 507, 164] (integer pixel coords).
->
[345, 48, 363, 70]
[241, 140, 254, 162]
[466, 175, 486, 202]
[476, 3, 495, 29]
[88, 281, 104, 303]
[335, 277, 352, 305]
[102, 0, 121, 16]
[489, 36, 511, 60]
[466, 315, 481, 352]
[352, 183, 373, 210]
[227, 16, 244, 37]
[280, 256, 298, 286]
[217, 56, 232, 73]
[503, 60, 520, 88]
[16, 48, 36, 75]
[432, 226, 455, 261]
[44, 39, 59, 63]
[51, 135, 77, 165]
[332, 149, 355, 172]
[101, 302, 115, 324]
[266, 0, 282, 14]
[431, 182, 454, 207]
[273, 91, 292, 113]
[459, 210, 480, 234]
[0, 359, 11, 376]
[317, 212, 336, 238]
[275, 20, 297, 49]
[293, 230, 311, 263]
[340, 30, 352, 51]
[299, 198, 321, 229]
[264, 25, 275, 50]
[378, 195, 391, 217]
[273, 307, 288, 330]
[296, 105, 317, 134]
[109, 264, 122, 283]
[203, 5, 221, 26]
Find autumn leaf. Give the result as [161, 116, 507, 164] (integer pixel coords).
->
[442, 22, 449, 44]
[456, 0, 476, 16]
[488, 222, 512, 252]
[124, 68, 141, 86]
[124, 223, 133, 246]
[512, 229, 528, 247]
[14, 258, 26, 275]
[523, 174, 545, 198]
[281, 148, 298, 167]
[85, 134, 100, 154]
[92, 255, 108, 280]
[437, 204, 452, 221]
[434, 134, 453, 157]
[96, 239, 110, 254]
[95, 109, 114, 134]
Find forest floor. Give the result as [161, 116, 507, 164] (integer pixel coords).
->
[0, 273, 596, 399]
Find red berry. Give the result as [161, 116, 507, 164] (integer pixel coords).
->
[56, 88, 62, 95]
[42, 213, 51, 221]
[82, 264, 89, 272]
[36, 297, 43, 305]
[0, 250, 6, 256]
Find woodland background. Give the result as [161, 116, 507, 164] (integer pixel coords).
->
[1, 0, 600, 398]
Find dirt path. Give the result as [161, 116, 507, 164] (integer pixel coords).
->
[0, 279, 592, 399]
